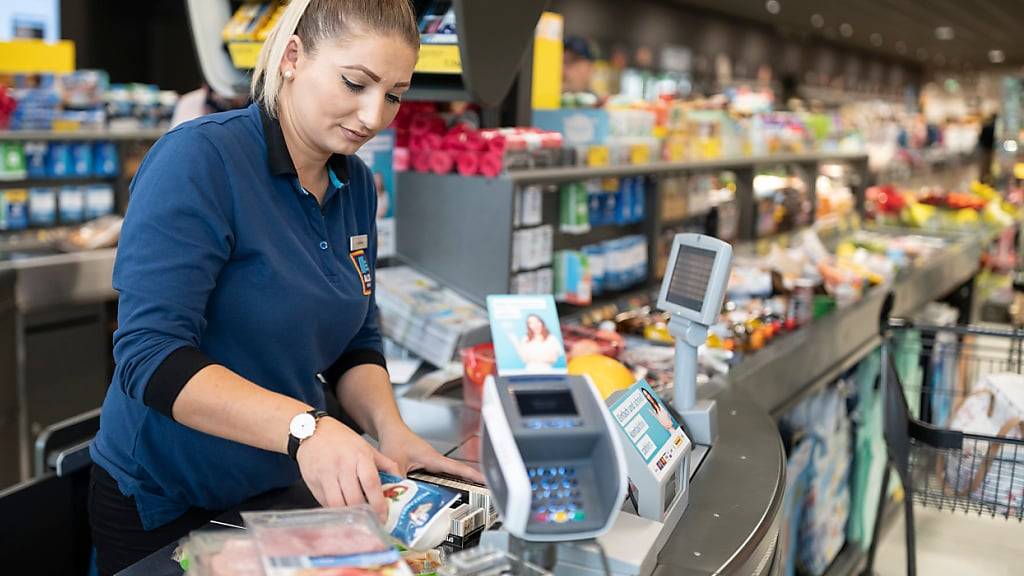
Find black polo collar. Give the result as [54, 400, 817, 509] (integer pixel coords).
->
[259, 105, 350, 185]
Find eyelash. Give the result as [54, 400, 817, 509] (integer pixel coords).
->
[343, 76, 402, 105]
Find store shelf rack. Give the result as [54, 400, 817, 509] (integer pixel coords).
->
[187, 0, 547, 106]
[396, 151, 870, 308]
[0, 129, 164, 142]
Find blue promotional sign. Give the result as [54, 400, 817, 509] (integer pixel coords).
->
[609, 379, 688, 480]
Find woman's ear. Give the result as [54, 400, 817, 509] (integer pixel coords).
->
[280, 34, 305, 77]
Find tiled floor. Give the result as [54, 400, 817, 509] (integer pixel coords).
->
[873, 505, 1024, 575]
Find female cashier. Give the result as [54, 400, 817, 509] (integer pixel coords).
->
[87, 2, 480, 574]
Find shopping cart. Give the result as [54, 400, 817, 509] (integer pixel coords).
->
[863, 318, 1024, 576]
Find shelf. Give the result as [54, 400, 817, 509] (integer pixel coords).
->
[553, 222, 646, 251]
[660, 209, 713, 227]
[556, 284, 654, 312]
[0, 130, 164, 142]
[506, 151, 869, 184]
[188, 0, 546, 105]
[0, 176, 118, 188]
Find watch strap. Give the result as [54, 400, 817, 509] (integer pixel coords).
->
[288, 409, 328, 461]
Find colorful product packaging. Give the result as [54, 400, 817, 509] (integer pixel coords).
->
[0, 142, 27, 181]
[1, 189, 29, 230]
[47, 142, 72, 178]
[28, 187, 57, 226]
[84, 184, 115, 219]
[243, 508, 414, 576]
[93, 141, 119, 177]
[380, 472, 460, 551]
[59, 186, 85, 223]
[24, 142, 48, 179]
[555, 250, 592, 305]
[71, 141, 94, 177]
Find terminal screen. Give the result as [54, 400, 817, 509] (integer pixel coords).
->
[666, 244, 716, 312]
[516, 390, 578, 417]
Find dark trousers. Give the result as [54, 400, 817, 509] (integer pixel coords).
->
[89, 465, 221, 576]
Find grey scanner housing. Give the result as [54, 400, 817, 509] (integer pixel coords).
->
[481, 375, 625, 540]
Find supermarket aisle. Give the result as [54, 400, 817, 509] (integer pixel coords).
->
[873, 505, 1024, 575]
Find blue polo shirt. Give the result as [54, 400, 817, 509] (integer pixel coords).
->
[90, 103, 386, 530]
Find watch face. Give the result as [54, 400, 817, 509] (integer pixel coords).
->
[290, 413, 317, 439]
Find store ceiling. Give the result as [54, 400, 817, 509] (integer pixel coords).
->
[673, 0, 1024, 70]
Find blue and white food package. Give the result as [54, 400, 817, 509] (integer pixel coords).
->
[59, 187, 85, 223]
[380, 472, 459, 551]
[243, 507, 414, 576]
[71, 142, 94, 177]
[93, 141, 120, 177]
[28, 187, 57, 226]
[84, 184, 115, 219]
[24, 142, 48, 179]
[47, 142, 72, 178]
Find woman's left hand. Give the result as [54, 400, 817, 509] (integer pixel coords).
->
[377, 424, 485, 484]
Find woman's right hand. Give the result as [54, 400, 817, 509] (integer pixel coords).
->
[295, 417, 400, 521]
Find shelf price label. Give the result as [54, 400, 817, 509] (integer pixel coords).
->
[630, 144, 651, 165]
[228, 42, 262, 69]
[416, 45, 462, 75]
[587, 145, 610, 168]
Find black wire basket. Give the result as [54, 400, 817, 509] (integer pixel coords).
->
[865, 320, 1024, 575]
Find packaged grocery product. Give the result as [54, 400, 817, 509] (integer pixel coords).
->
[184, 530, 265, 576]
[243, 508, 413, 576]
[28, 187, 57, 226]
[380, 473, 459, 551]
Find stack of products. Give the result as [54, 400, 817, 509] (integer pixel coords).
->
[553, 234, 648, 306]
[222, 2, 284, 42]
[535, 91, 865, 170]
[558, 177, 647, 234]
[868, 180, 1021, 232]
[0, 184, 114, 231]
[181, 473, 495, 575]
[0, 139, 119, 231]
[392, 105, 566, 178]
[375, 266, 489, 369]
[3, 72, 177, 132]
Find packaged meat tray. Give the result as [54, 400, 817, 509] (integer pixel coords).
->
[243, 508, 414, 576]
[184, 530, 265, 576]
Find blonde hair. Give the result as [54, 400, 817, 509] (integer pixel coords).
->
[252, 0, 419, 117]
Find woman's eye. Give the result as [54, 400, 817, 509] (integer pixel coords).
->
[386, 93, 402, 105]
[342, 76, 364, 92]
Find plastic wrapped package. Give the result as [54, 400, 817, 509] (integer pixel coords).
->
[380, 473, 460, 551]
[243, 508, 413, 576]
[184, 530, 265, 576]
[782, 383, 853, 575]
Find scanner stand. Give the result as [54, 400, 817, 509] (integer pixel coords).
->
[668, 317, 717, 446]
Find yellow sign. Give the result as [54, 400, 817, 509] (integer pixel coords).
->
[0, 40, 74, 74]
[587, 145, 610, 167]
[416, 44, 461, 74]
[1015, 163, 1024, 180]
[531, 12, 563, 110]
[228, 42, 263, 69]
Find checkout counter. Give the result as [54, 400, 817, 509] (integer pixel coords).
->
[118, 387, 784, 576]
[0, 248, 118, 487]
[119, 234, 785, 576]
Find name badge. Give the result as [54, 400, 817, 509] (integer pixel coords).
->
[349, 249, 373, 296]
[350, 234, 369, 251]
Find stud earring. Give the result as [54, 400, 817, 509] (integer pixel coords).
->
[283, 70, 294, 80]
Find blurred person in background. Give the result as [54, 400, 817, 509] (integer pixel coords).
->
[170, 83, 250, 128]
[978, 113, 997, 183]
[563, 36, 595, 94]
